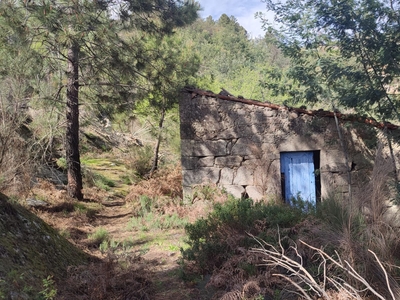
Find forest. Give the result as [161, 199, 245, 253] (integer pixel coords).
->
[1, 0, 400, 299]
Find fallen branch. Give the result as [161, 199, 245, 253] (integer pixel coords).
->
[249, 231, 391, 300]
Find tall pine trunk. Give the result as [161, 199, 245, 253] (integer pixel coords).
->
[149, 106, 166, 176]
[66, 43, 83, 200]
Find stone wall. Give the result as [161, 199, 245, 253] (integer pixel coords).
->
[179, 90, 399, 201]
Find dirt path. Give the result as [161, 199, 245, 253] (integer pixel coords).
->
[90, 198, 195, 300]
[34, 158, 201, 299]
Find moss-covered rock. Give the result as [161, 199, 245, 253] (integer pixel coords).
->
[0, 193, 90, 299]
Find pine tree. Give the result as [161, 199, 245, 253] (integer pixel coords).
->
[262, 0, 400, 119]
[0, 0, 199, 199]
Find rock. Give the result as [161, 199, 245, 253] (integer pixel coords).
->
[26, 198, 49, 208]
[221, 185, 245, 198]
[10, 291, 29, 300]
[245, 186, 264, 201]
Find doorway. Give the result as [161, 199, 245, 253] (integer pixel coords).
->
[280, 151, 320, 205]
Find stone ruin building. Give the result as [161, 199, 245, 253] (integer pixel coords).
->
[179, 87, 400, 205]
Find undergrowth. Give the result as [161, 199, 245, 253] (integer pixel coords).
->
[83, 168, 116, 191]
[127, 195, 188, 231]
[182, 197, 308, 273]
[58, 255, 152, 299]
[181, 190, 400, 299]
[88, 227, 110, 246]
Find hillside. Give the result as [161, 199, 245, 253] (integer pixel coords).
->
[0, 193, 89, 298]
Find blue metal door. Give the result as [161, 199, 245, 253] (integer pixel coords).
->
[280, 152, 316, 205]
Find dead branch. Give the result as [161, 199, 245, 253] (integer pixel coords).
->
[300, 240, 387, 300]
[249, 232, 392, 300]
[368, 249, 396, 300]
[250, 233, 329, 299]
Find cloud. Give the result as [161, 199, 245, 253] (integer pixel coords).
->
[197, 0, 272, 38]
[236, 4, 266, 38]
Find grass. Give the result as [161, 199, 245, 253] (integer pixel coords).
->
[127, 212, 188, 231]
[88, 227, 109, 245]
[80, 156, 134, 195]
[121, 239, 135, 252]
[73, 202, 101, 218]
[139, 246, 150, 255]
[98, 237, 139, 254]
[94, 173, 116, 190]
[127, 195, 189, 231]
[127, 216, 149, 232]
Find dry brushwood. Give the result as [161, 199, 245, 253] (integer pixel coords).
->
[249, 232, 328, 300]
[249, 231, 395, 300]
[302, 241, 396, 300]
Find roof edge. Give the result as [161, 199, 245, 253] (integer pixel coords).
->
[182, 87, 399, 131]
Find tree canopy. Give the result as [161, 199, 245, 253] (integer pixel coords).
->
[261, 0, 400, 120]
[0, 0, 200, 199]
[178, 14, 290, 101]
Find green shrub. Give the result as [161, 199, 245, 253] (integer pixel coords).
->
[128, 145, 154, 178]
[162, 213, 188, 229]
[88, 227, 109, 245]
[316, 195, 365, 237]
[39, 275, 57, 300]
[99, 239, 121, 254]
[127, 216, 148, 232]
[139, 195, 153, 216]
[127, 212, 188, 231]
[182, 197, 307, 272]
[93, 173, 116, 190]
[55, 157, 67, 170]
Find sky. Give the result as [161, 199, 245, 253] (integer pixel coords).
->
[196, 0, 273, 38]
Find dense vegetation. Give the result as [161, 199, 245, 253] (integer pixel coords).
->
[261, 0, 400, 121]
[0, 0, 400, 299]
[0, 0, 200, 199]
[181, 193, 400, 299]
[177, 14, 291, 102]
[0, 1, 295, 198]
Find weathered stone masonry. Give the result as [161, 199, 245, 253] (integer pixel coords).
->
[180, 88, 400, 201]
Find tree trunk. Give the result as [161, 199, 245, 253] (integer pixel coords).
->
[66, 43, 83, 200]
[149, 106, 166, 176]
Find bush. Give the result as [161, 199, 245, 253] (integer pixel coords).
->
[127, 145, 153, 178]
[88, 227, 109, 246]
[56, 157, 67, 170]
[127, 211, 188, 231]
[182, 197, 308, 272]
